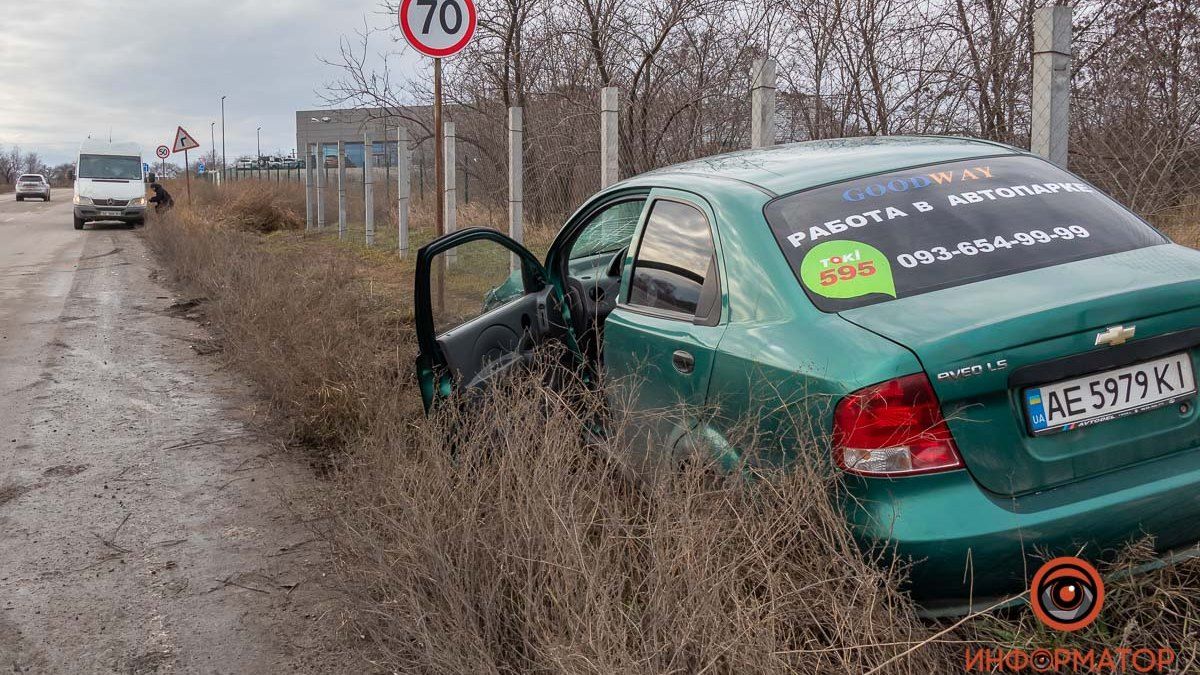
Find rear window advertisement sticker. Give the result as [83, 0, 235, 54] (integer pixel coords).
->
[764, 155, 1169, 312]
[799, 241, 896, 300]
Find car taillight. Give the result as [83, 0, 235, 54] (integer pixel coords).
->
[833, 373, 964, 477]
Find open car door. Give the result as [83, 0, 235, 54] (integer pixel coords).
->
[415, 227, 581, 412]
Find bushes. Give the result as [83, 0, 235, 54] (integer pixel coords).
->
[332, 374, 952, 673]
[221, 182, 306, 232]
[143, 202, 417, 446]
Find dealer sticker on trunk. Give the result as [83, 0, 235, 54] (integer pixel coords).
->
[1025, 352, 1196, 435]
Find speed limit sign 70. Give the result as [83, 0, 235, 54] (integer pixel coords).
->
[399, 0, 477, 58]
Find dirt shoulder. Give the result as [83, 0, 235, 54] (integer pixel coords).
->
[0, 214, 353, 672]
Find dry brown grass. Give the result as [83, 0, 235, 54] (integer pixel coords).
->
[331, 372, 959, 673]
[143, 190, 419, 446]
[143, 182, 1200, 673]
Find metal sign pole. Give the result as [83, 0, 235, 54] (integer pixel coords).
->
[184, 149, 191, 204]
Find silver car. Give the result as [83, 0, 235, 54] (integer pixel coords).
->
[15, 174, 50, 201]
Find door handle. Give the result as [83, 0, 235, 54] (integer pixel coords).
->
[672, 350, 695, 374]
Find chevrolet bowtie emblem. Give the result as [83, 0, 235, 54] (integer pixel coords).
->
[1095, 325, 1135, 347]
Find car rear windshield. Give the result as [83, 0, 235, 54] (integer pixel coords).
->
[19, 175, 43, 183]
[78, 154, 142, 180]
[764, 155, 1167, 312]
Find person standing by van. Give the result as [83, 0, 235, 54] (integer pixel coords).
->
[148, 183, 174, 214]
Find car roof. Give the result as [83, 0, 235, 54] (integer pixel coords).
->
[622, 135, 1023, 197]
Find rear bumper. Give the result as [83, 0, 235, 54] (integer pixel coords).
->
[74, 205, 146, 222]
[846, 445, 1200, 613]
[16, 189, 49, 197]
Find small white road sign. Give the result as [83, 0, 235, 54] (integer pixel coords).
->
[172, 127, 201, 153]
[156, 145, 171, 159]
[399, 0, 477, 58]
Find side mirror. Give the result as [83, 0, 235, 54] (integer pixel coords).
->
[147, 172, 156, 184]
[68, 170, 76, 181]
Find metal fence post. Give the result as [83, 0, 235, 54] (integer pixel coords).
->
[751, 59, 777, 149]
[509, 107, 524, 272]
[316, 146, 326, 230]
[304, 143, 314, 230]
[1031, 5, 1071, 168]
[444, 121, 457, 264]
[397, 127, 410, 258]
[600, 87, 619, 188]
[337, 140, 347, 240]
[363, 132, 375, 247]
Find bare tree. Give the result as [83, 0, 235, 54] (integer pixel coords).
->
[320, 0, 1200, 223]
[0, 146, 21, 185]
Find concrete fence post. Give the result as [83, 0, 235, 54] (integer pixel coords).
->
[363, 132, 375, 247]
[751, 59, 777, 149]
[337, 140, 347, 240]
[600, 87, 619, 188]
[1031, 5, 1071, 168]
[509, 107, 524, 272]
[444, 121, 457, 264]
[304, 143, 314, 230]
[397, 127, 411, 258]
[315, 146, 326, 230]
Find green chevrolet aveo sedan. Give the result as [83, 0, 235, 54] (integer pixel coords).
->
[414, 136, 1200, 614]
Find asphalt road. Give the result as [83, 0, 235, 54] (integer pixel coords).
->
[0, 198, 347, 673]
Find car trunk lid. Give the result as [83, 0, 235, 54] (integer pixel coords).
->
[840, 244, 1200, 496]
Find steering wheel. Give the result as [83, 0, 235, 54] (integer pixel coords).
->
[605, 246, 630, 278]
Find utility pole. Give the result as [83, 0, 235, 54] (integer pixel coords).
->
[508, 107, 523, 271]
[751, 59, 777, 149]
[210, 122, 216, 171]
[220, 95, 227, 177]
[363, 131, 375, 247]
[337, 140, 347, 240]
[256, 127, 262, 164]
[316, 144, 326, 230]
[1032, 5, 1072, 168]
[305, 143, 315, 230]
[600, 87, 619, 188]
[397, 126, 410, 258]
[444, 121, 457, 264]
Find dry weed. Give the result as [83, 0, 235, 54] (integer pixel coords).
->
[143, 185, 1200, 673]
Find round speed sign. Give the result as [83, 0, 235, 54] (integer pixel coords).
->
[156, 145, 171, 159]
[399, 0, 477, 58]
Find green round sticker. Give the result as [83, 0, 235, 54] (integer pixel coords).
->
[799, 241, 896, 299]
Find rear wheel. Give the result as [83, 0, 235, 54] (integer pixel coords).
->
[73, 216, 84, 230]
[16, 196, 22, 202]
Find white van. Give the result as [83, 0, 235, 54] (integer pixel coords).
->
[72, 140, 148, 230]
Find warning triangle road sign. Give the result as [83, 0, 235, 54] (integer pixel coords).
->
[172, 126, 201, 153]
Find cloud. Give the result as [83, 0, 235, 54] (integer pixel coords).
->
[0, 0, 418, 165]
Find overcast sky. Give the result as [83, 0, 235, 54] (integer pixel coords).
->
[0, 0, 419, 166]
